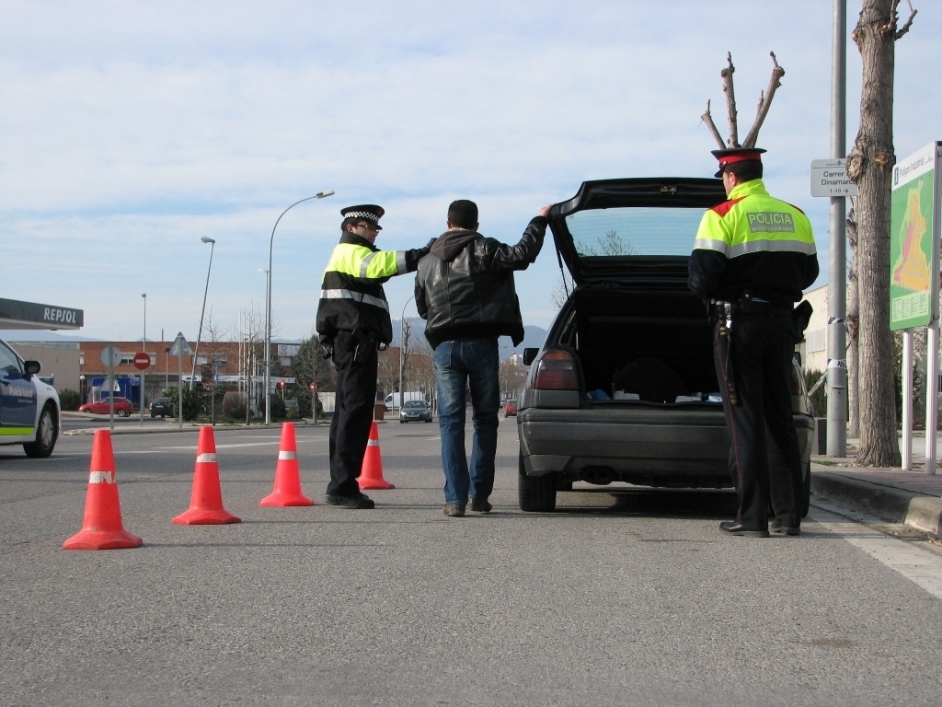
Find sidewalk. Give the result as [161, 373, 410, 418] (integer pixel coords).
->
[811, 435, 942, 536]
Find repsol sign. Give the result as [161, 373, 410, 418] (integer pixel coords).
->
[43, 307, 80, 325]
[0, 297, 84, 329]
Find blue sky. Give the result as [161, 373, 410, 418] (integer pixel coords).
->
[2, 1, 940, 342]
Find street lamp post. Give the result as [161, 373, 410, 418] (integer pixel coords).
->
[265, 190, 334, 424]
[399, 296, 415, 412]
[140, 293, 146, 425]
[259, 268, 269, 421]
[190, 237, 216, 390]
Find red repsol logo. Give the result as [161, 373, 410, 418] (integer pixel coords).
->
[43, 308, 78, 324]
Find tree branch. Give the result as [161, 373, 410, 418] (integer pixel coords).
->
[720, 52, 739, 147]
[700, 100, 726, 149]
[895, 0, 917, 39]
[742, 52, 785, 148]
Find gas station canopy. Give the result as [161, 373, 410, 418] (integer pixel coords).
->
[0, 297, 84, 331]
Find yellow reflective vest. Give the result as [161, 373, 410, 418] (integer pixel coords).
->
[688, 179, 818, 306]
[316, 233, 418, 344]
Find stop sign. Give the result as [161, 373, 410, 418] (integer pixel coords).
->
[132, 352, 151, 370]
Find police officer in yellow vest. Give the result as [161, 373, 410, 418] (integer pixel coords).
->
[317, 204, 431, 508]
[688, 148, 818, 537]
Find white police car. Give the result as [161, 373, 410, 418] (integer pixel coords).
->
[0, 337, 60, 457]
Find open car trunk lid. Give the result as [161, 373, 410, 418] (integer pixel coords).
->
[548, 177, 726, 287]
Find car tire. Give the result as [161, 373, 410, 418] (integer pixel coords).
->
[24, 404, 58, 458]
[801, 461, 811, 518]
[518, 451, 556, 512]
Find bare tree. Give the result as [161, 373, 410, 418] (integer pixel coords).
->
[846, 203, 861, 437]
[845, 0, 916, 466]
[701, 52, 785, 149]
[238, 304, 266, 424]
[551, 273, 575, 310]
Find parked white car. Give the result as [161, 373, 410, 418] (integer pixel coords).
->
[0, 337, 61, 457]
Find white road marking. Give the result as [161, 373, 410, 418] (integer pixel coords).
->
[810, 507, 942, 601]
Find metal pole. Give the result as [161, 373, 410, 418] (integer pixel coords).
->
[191, 237, 216, 389]
[141, 293, 146, 426]
[263, 268, 271, 424]
[178, 349, 183, 430]
[266, 191, 334, 425]
[399, 296, 414, 413]
[926, 324, 938, 474]
[902, 330, 913, 470]
[826, 0, 848, 457]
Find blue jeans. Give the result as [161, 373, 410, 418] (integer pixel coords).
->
[433, 338, 501, 504]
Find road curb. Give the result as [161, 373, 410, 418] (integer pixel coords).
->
[811, 470, 942, 535]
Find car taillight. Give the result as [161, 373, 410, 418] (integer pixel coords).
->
[532, 350, 580, 391]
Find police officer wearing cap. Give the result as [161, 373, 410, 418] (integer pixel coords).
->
[688, 148, 819, 537]
[316, 205, 431, 508]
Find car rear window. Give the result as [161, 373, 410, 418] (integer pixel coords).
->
[565, 207, 704, 257]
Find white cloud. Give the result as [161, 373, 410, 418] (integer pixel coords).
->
[1, 1, 939, 339]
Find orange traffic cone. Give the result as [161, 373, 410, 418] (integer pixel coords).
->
[358, 421, 394, 490]
[63, 430, 143, 550]
[260, 422, 313, 506]
[173, 426, 240, 525]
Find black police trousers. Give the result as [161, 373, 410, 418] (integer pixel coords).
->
[713, 307, 803, 529]
[326, 335, 378, 498]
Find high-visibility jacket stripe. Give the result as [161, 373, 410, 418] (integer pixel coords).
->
[693, 237, 818, 258]
[320, 288, 390, 311]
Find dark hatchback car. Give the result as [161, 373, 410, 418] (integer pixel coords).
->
[516, 177, 815, 514]
[149, 397, 174, 418]
[399, 399, 433, 423]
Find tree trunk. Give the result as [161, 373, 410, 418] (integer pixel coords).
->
[847, 207, 860, 437]
[846, 0, 902, 466]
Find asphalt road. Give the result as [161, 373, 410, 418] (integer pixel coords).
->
[2, 418, 942, 706]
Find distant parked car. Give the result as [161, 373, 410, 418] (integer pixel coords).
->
[0, 336, 61, 458]
[503, 399, 519, 417]
[284, 399, 300, 420]
[399, 399, 432, 423]
[79, 397, 133, 417]
[149, 397, 173, 418]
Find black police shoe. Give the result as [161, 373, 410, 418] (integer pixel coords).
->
[469, 498, 492, 513]
[719, 520, 769, 538]
[325, 493, 375, 509]
[770, 519, 801, 536]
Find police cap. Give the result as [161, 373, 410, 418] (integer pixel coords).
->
[711, 147, 766, 178]
[341, 204, 385, 230]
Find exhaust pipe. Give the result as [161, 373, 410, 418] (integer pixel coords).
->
[583, 467, 614, 485]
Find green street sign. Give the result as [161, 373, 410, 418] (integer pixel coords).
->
[889, 141, 942, 330]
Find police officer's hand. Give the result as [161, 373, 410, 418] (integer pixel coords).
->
[538, 205, 552, 218]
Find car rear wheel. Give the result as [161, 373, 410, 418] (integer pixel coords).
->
[24, 404, 57, 458]
[518, 450, 556, 512]
[118, 409, 129, 417]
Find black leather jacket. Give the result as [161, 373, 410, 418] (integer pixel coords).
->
[415, 217, 547, 349]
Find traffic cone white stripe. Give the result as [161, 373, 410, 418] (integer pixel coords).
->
[88, 471, 114, 484]
[196, 453, 217, 463]
[367, 440, 379, 447]
[278, 451, 297, 460]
